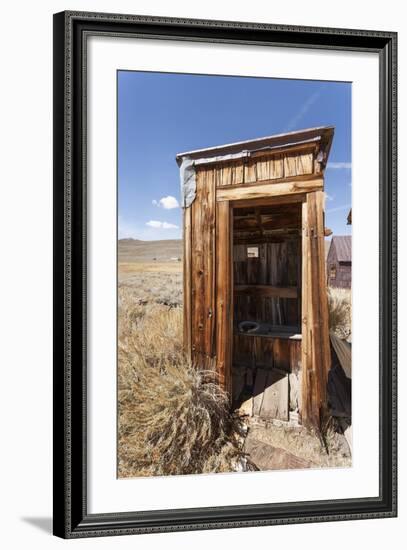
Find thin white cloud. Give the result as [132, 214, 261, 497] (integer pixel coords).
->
[326, 204, 351, 214]
[146, 220, 179, 229]
[152, 195, 179, 209]
[118, 215, 181, 240]
[326, 162, 352, 170]
[325, 192, 335, 202]
[285, 91, 321, 132]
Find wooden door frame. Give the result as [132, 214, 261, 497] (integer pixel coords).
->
[223, 194, 306, 399]
[215, 200, 233, 395]
[300, 190, 331, 427]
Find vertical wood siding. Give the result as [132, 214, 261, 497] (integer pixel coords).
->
[183, 147, 330, 424]
[214, 149, 314, 187]
[183, 207, 192, 357]
[190, 168, 216, 367]
[216, 201, 232, 393]
[233, 241, 301, 328]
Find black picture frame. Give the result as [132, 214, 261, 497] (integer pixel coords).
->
[53, 10, 397, 539]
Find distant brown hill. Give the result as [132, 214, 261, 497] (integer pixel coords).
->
[118, 238, 182, 263]
[119, 237, 330, 263]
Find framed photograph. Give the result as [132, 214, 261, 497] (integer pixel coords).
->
[53, 11, 397, 538]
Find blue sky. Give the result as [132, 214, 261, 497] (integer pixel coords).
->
[118, 71, 351, 240]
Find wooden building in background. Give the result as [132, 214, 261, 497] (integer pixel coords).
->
[327, 236, 352, 289]
[176, 126, 334, 428]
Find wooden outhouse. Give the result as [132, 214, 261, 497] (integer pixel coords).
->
[176, 126, 334, 428]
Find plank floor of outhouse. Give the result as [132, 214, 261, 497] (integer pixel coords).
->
[231, 333, 302, 423]
[233, 336, 352, 472]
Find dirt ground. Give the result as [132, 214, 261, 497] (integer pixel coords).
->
[243, 418, 351, 471]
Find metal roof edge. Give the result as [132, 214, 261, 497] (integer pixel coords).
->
[175, 126, 335, 165]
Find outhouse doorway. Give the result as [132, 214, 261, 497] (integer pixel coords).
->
[231, 198, 303, 422]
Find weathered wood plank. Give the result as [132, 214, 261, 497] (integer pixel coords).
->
[216, 200, 232, 394]
[253, 368, 267, 415]
[232, 366, 246, 403]
[249, 142, 316, 162]
[232, 162, 244, 185]
[328, 344, 351, 418]
[244, 159, 257, 183]
[289, 370, 301, 412]
[191, 168, 216, 365]
[300, 191, 330, 428]
[230, 194, 306, 209]
[244, 437, 313, 470]
[217, 178, 323, 202]
[330, 332, 351, 379]
[234, 285, 298, 299]
[283, 151, 314, 177]
[256, 154, 284, 181]
[269, 154, 284, 179]
[301, 198, 312, 424]
[219, 172, 319, 192]
[272, 339, 291, 372]
[260, 370, 289, 420]
[183, 206, 192, 358]
[218, 164, 232, 186]
[233, 234, 301, 329]
[256, 156, 270, 181]
[311, 197, 321, 423]
[315, 190, 332, 388]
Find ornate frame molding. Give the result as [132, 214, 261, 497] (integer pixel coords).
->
[53, 11, 397, 538]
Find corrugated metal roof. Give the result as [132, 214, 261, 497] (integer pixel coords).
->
[332, 235, 352, 263]
[176, 125, 334, 165]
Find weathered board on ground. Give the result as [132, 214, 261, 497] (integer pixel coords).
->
[244, 437, 314, 470]
[330, 332, 351, 379]
[328, 342, 351, 418]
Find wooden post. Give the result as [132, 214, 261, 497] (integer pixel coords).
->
[301, 191, 331, 428]
[216, 201, 233, 395]
[183, 206, 192, 359]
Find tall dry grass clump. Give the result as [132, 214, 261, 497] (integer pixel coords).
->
[327, 287, 352, 339]
[119, 361, 244, 477]
[118, 286, 244, 478]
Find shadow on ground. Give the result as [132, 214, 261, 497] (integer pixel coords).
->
[21, 517, 52, 534]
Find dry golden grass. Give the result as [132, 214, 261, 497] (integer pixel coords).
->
[117, 264, 352, 477]
[119, 266, 183, 308]
[118, 280, 244, 478]
[327, 287, 352, 339]
[119, 261, 182, 279]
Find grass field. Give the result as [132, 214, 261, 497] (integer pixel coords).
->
[117, 257, 245, 478]
[117, 240, 352, 478]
